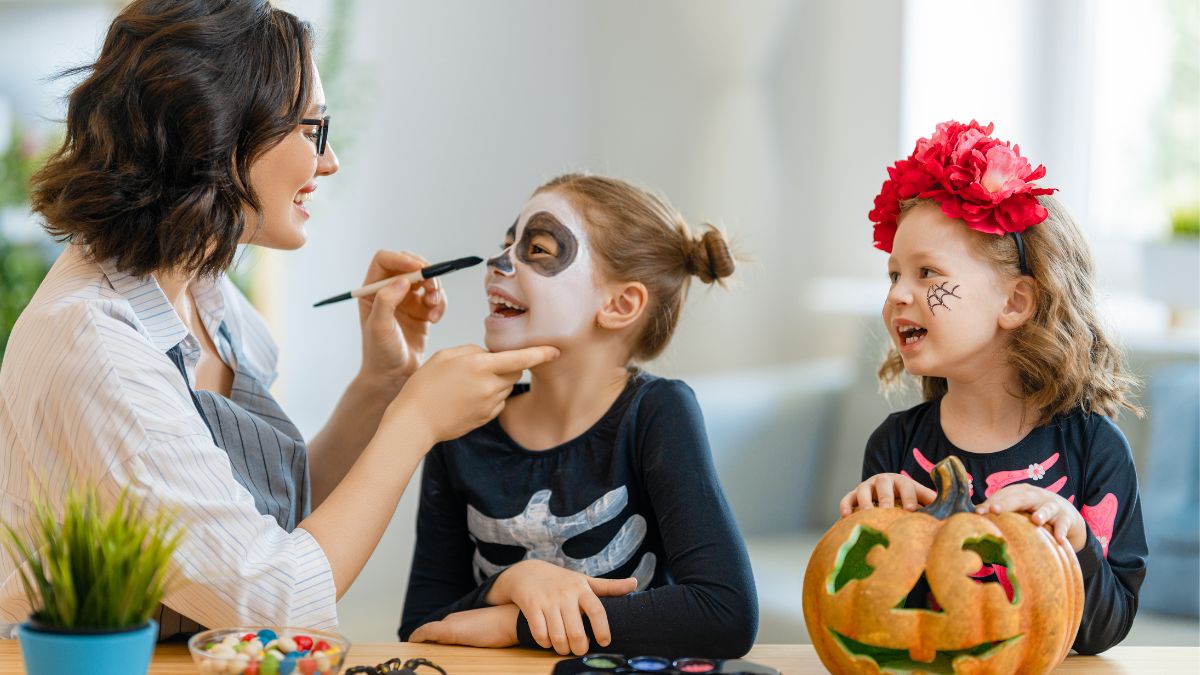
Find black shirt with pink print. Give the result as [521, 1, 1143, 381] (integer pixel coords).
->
[863, 399, 1148, 656]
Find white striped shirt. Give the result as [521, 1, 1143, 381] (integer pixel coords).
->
[0, 245, 336, 637]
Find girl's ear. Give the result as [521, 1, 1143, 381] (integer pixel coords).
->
[597, 281, 648, 331]
[999, 276, 1037, 330]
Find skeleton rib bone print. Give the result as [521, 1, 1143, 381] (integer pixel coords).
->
[468, 486, 655, 590]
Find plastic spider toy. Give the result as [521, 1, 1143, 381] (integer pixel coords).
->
[344, 657, 448, 675]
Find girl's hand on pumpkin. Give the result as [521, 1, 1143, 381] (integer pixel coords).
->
[840, 473, 937, 517]
[976, 485, 1086, 552]
[484, 559, 636, 655]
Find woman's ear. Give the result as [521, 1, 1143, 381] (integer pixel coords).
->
[597, 281, 648, 331]
[999, 276, 1037, 330]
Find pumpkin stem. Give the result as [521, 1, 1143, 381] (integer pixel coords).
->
[919, 455, 975, 519]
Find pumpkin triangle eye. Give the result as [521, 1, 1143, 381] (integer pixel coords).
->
[895, 572, 946, 612]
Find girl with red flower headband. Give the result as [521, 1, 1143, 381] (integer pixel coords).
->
[841, 120, 1147, 655]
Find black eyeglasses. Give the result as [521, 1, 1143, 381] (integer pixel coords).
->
[300, 115, 331, 155]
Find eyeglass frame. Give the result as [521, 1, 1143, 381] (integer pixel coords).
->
[300, 115, 331, 156]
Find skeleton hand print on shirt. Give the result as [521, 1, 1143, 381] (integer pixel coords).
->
[467, 486, 656, 590]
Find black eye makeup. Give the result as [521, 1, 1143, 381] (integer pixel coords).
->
[515, 211, 578, 277]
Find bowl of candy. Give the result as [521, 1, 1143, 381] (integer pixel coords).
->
[188, 626, 349, 674]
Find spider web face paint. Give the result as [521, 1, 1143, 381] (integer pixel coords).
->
[927, 281, 962, 314]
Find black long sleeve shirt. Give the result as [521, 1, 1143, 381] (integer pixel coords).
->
[400, 372, 758, 657]
[862, 399, 1148, 655]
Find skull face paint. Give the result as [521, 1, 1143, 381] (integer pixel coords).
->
[485, 221, 517, 275]
[484, 190, 604, 352]
[515, 212, 579, 276]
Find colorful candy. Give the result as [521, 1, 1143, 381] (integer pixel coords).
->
[192, 630, 344, 675]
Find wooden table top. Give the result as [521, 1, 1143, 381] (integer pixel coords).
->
[1, 640, 1197, 673]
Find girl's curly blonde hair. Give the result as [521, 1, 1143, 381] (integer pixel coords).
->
[878, 195, 1142, 426]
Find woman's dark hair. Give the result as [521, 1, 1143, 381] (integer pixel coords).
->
[31, 0, 315, 278]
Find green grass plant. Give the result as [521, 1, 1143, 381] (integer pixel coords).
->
[3, 486, 181, 631]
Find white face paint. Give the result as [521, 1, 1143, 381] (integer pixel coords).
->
[483, 190, 604, 352]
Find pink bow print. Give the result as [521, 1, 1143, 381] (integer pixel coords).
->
[983, 452, 1061, 498]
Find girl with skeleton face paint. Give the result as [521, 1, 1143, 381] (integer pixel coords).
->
[483, 190, 604, 353]
[402, 175, 758, 657]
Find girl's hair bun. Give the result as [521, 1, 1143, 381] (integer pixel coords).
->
[684, 226, 735, 284]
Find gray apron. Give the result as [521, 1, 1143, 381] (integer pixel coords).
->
[155, 323, 310, 640]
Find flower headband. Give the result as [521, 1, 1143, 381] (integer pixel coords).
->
[868, 120, 1056, 275]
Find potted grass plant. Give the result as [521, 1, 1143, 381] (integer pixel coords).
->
[3, 487, 181, 675]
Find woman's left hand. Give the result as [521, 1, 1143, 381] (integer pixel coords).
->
[976, 484, 1087, 552]
[409, 604, 520, 647]
[357, 250, 447, 390]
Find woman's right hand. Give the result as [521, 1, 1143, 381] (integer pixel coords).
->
[382, 344, 559, 445]
[839, 472, 936, 517]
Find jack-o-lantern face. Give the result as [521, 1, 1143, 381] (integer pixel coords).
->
[803, 457, 1084, 675]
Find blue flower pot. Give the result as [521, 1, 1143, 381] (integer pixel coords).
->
[17, 619, 157, 675]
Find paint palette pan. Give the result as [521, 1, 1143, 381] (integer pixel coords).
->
[552, 652, 780, 675]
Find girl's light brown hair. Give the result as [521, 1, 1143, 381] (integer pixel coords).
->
[538, 173, 734, 362]
[878, 195, 1142, 425]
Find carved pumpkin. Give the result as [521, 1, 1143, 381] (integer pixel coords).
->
[803, 456, 1083, 675]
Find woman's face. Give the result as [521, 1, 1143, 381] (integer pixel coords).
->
[243, 65, 339, 249]
[483, 189, 605, 352]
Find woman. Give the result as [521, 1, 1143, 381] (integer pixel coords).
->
[0, 0, 555, 638]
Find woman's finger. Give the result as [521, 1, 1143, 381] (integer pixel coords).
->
[368, 279, 411, 337]
[482, 345, 561, 375]
[423, 278, 442, 306]
[364, 249, 426, 284]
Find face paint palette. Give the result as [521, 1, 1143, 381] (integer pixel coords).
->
[552, 653, 780, 675]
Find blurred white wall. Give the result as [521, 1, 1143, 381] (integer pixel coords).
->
[271, 1, 903, 638]
[1, 0, 1194, 643]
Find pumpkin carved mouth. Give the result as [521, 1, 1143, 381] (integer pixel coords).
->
[830, 629, 1022, 674]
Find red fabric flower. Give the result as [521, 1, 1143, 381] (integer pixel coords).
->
[869, 120, 1057, 252]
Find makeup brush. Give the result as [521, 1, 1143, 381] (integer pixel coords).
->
[313, 255, 483, 307]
